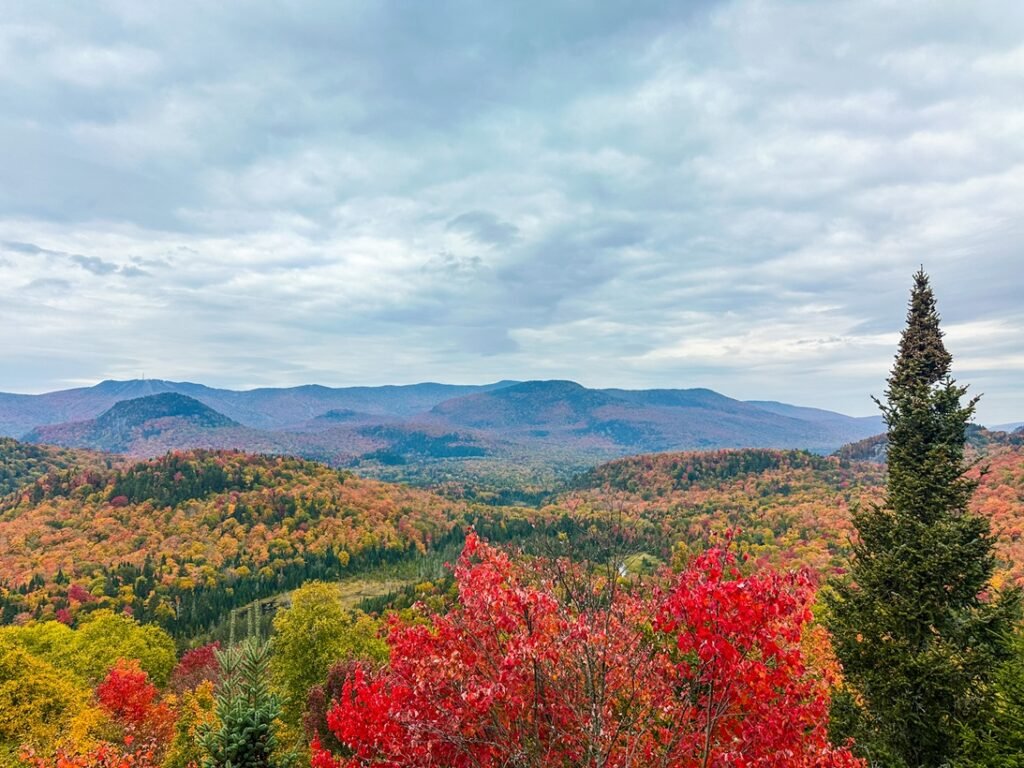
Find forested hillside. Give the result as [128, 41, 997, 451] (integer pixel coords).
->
[0, 449, 518, 636]
[0, 438, 106, 497]
[561, 445, 1024, 582]
[4, 440, 1024, 639]
[2, 439, 1022, 765]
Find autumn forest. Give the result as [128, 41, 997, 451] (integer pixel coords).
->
[0, 272, 1020, 768]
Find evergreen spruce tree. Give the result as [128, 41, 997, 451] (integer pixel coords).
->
[827, 269, 1020, 767]
[201, 609, 293, 768]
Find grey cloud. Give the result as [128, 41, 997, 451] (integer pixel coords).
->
[2, 241, 48, 254]
[458, 326, 521, 357]
[3, 241, 114, 275]
[70, 254, 119, 275]
[446, 211, 519, 246]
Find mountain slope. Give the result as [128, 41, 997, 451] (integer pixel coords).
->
[25, 393, 240, 453]
[0, 379, 520, 435]
[0, 438, 104, 497]
[10, 379, 887, 474]
[746, 400, 884, 443]
[426, 381, 881, 454]
[429, 380, 630, 431]
[835, 424, 1024, 463]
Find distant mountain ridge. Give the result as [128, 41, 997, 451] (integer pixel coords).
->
[0, 378, 520, 435]
[425, 381, 883, 451]
[834, 423, 1024, 463]
[3, 378, 886, 469]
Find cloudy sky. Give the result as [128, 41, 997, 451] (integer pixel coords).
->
[1, 1, 1022, 422]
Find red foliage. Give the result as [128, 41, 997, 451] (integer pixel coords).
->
[67, 583, 95, 604]
[55, 608, 72, 625]
[305, 660, 362, 753]
[95, 660, 175, 749]
[314, 533, 861, 768]
[20, 741, 160, 768]
[168, 642, 221, 694]
[97, 660, 159, 727]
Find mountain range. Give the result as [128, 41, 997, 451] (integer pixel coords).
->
[1, 379, 889, 474]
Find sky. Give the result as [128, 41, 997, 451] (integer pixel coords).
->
[0, 1, 1022, 423]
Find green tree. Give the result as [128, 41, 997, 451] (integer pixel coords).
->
[956, 631, 1024, 767]
[826, 269, 1021, 767]
[270, 581, 386, 727]
[201, 614, 292, 768]
[67, 610, 178, 686]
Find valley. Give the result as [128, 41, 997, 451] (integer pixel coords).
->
[4, 432, 1023, 638]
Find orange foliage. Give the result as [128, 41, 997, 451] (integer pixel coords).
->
[559, 446, 1024, 584]
[0, 450, 477, 628]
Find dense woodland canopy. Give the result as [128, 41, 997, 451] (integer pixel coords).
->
[0, 450, 521, 635]
[1, 435, 1023, 766]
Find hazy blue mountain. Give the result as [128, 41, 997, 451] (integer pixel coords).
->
[426, 381, 883, 452]
[7, 378, 886, 463]
[993, 421, 1024, 432]
[0, 379, 519, 436]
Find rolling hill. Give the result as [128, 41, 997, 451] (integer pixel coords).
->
[5, 438, 1022, 638]
[556, 443, 1024, 583]
[24, 393, 243, 454]
[426, 380, 883, 453]
[0, 438, 106, 497]
[0, 447, 509, 634]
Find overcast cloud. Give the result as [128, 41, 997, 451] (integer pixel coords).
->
[0, 0, 1022, 422]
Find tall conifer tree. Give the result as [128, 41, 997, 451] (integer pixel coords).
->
[201, 609, 293, 768]
[827, 269, 1020, 767]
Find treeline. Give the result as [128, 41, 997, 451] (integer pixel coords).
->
[580, 447, 859, 495]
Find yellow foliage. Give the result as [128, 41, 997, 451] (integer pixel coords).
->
[0, 641, 89, 759]
[0, 612, 177, 686]
[58, 706, 119, 754]
[162, 681, 218, 768]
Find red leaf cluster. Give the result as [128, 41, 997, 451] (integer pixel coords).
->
[313, 532, 861, 768]
[95, 660, 176, 750]
[168, 642, 221, 695]
[20, 743, 160, 768]
[97, 660, 160, 727]
[67, 584, 95, 604]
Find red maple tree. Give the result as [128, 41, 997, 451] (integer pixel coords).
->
[95, 659, 175, 757]
[313, 532, 860, 768]
[168, 641, 221, 694]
